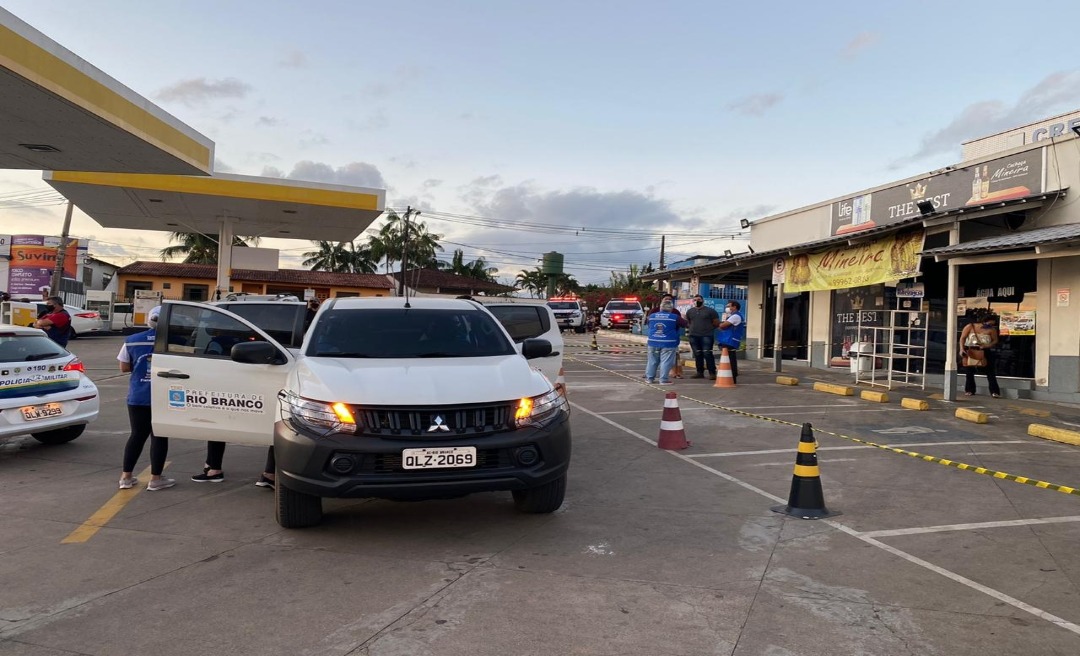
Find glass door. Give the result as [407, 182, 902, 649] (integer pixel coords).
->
[763, 282, 810, 360]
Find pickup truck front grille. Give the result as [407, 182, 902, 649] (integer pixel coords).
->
[351, 402, 516, 439]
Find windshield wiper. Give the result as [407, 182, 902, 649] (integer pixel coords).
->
[415, 351, 458, 358]
[313, 352, 372, 358]
[25, 352, 62, 361]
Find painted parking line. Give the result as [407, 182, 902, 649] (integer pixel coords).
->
[62, 463, 158, 544]
[570, 400, 1080, 637]
[860, 516, 1080, 539]
[570, 355, 1080, 497]
[687, 440, 1029, 459]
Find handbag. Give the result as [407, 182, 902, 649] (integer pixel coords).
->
[962, 331, 987, 367]
[963, 353, 986, 368]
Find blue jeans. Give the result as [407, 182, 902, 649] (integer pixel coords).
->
[646, 346, 678, 382]
[689, 334, 715, 374]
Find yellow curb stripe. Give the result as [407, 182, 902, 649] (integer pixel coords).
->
[61, 464, 159, 544]
[860, 390, 889, 403]
[567, 356, 1080, 498]
[776, 376, 800, 386]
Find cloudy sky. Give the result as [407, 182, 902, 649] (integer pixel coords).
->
[3, 0, 1080, 285]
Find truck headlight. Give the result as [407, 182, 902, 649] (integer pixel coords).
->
[279, 390, 356, 436]
[514, 388, 569, 428]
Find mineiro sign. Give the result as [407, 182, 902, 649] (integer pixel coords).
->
[783, 230, 925, 293]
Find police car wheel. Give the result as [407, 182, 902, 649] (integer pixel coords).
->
[512, 473, 566, 513]
[31, 424, 85, 445]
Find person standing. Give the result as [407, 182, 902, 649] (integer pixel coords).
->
[117, 306, 174, 491]
[644, 298, 685, 385]
[716, 300, 745, 384]
[960, 309, 1001, 398]
[34, 296, 72, 347]
[685, 294, 721, 380]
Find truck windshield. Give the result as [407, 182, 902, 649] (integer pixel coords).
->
[547, 302, 578, 310]
[606, 302, 640, 312]
[307, 308, 516, 358]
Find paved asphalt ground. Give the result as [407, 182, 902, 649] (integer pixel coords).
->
[3, 332, 1080, 655]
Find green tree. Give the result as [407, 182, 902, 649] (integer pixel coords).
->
[515, 267, 546, 298]
[368, 210, 444, 273]
[440, 249, 498, 282]
[159, 232, 254, 264]
[303, 241, 378, 274]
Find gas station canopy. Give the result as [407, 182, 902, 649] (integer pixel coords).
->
[0, 8, 213, 175]
[43, 171, 386, 242]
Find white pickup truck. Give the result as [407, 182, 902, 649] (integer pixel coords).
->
[149, 296, 571, 528]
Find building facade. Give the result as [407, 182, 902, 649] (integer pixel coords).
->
[117, 261, 395, 301]
[650, 111, 1080, 403]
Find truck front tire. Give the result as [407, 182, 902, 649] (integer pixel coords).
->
[512, 474, 566, 513]
[31, 424, 85, 444]
[275, 466, 323, 528]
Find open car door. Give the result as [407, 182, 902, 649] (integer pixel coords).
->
[150, 301, 294, 446]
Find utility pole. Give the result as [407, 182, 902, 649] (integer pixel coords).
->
[49, 201, 74, 298]
[659, 235, 666, 270]
[399, 206, 420, 298]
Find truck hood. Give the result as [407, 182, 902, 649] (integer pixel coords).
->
[291, 354, 552, 405]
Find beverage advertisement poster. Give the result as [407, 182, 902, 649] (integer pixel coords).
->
[999, 310, 1035, 336]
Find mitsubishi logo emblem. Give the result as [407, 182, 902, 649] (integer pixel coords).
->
[427, 415, 450, 432]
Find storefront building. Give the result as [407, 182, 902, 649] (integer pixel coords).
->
[648, 110, 1080, 403]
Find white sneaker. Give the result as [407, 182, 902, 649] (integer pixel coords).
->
[118, 477, 138, 489]
[146, 477, 176, 491]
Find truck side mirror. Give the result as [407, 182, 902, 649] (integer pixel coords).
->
[231, 341, 284, 365]
[521, 338, 552, 360]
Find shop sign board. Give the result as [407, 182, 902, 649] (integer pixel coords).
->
[830, 148, 1046, 236]
[896, 282, 925, 298]
[785, 230, 925, 293]
[771, 258, 786, 284]
[2, 235, 88, 297]
[999, 310, 1035, 336]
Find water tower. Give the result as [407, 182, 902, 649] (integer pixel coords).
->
[541, 251, 564, 298]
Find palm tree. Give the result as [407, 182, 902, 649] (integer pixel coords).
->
[343, 241, 377, 274]
[160, 231, 253, 264]
[303, 241, 349, 272]
[367, 210, 444, 273]
[440, 249, 498, 282]
[515, 267, 547, 298]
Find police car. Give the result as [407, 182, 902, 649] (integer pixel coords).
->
[600, 297, 644, 329]
[0, 325, 99, 444]
[545, 297, 587, 333]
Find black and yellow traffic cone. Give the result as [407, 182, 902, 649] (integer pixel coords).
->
[770, 423, 840, 520]
[590, 331, 598, 350]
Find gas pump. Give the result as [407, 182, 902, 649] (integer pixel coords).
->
[84, 290, 114, 332]
[133, 289, 163, 327]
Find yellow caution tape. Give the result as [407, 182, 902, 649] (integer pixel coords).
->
[568, 357, 1080, 498]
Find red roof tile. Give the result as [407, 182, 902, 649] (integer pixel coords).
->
[119, 261, 394, 289]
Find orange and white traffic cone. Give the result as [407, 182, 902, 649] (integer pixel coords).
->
[713, 347, 736, 388]
[657, 391, 690, 450]
[554, 367, 567, 397]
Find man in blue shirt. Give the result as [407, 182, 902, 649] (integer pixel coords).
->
[645, 298, 686, 385]
[716, 300, 745, 384]
[117, 306, 174, 491]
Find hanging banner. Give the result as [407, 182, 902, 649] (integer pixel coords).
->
[785, 230, 924, 292]
[999, 310, 1035, 336]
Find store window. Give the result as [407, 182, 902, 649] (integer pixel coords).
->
[959, 262, 1036, 379]
[829, 285, 888, 365]
[183, 284, 209, 302]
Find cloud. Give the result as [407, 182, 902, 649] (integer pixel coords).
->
[726, 93, 783, 117]
[894, 70, 1080, 166]
[278, 50, 308, 68]
[262, 160, 387, 189]
[213, 158, 236, 173]
[256, 116, 280, 127]
[841, 32, 879, 59]
[156, 77, 252, 106]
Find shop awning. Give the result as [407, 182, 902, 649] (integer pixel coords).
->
[923, 223, 1080, 261]
[644, 190, 1068, 282]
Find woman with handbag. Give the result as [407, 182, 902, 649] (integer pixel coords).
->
[960, 309, 1001, 398]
